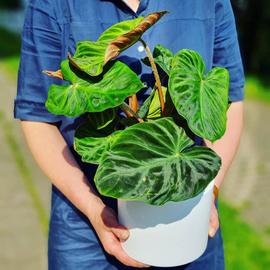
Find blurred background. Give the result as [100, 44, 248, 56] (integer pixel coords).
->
[0, 0, 270, 269]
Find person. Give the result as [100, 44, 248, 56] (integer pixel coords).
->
[14, 0, 244, 269]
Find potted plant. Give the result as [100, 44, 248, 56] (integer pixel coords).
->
[44, 11, 229, 267]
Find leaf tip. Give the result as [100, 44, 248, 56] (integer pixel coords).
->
[43, 70, 63, 80]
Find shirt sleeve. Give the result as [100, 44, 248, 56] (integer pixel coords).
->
[213, 0, 245, 101]
[14, 0, 63, 122]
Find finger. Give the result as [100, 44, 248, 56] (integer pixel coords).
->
[208, 204, 219, 238]
[102, 209, 130, 240]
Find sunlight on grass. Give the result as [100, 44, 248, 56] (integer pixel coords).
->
[244, 76, 270, 103]
[219, 200, 270, 270]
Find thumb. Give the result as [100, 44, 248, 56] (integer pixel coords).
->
[103, 207, 130, 240]
[112, 224, 130, 240]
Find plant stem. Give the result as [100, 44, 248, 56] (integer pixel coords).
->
[120, 102, 144, 123]
[139, 38, 166, 117]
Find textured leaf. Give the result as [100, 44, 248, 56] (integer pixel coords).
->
[82, 107, 118, 130]
[68, 42, 107, 76]
[152, 44, 174, 75]
[147, 86, 174, 120]
[74, 119, 122, 164]
[45, 60, 144, 117]
[169, 49, 229, 142]
[98, 17, 144, 44]
[95, 118, 221, 206]
[120, 116, 138, 127]
[136, 90, 155, 119]
[104, 11, 169, 65]
[69, 12, 168, 76]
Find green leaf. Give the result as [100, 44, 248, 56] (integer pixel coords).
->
[68, 41, 107, 76]
[45, 60, 144, 117]
[74, 118, 122, 164]
[136, 89, 156, 119]
[120, 116, 138, 127]
[141, 44, 173, 76]
[98, 17, 144, 44]
[69, 11, 169, 76]
[147, 86, 174, 120]
[82, 107, 118, 130]
[152, 44, 174, 75]
[95, 118, 221, 206]
[169, 49, 229, 142]
[104, 11, 169, 66]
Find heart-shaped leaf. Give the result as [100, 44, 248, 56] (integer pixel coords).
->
[82, 107, 118, 130]
[69, 11, 169, 76]
[74, 118, 122, 164]
[45, 60, 144, 117]
[95, 118, 221, 206]
[169, 49, 229, 142]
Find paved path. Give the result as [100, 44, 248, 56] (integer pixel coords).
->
[0, 64, 50, 270]
[1, 63, 270, 269]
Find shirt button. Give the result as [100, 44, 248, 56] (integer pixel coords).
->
[138, 46, 144, 52]
[142, 82, 148, 87]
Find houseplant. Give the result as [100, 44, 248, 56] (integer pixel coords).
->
[44, 11, 229, 266]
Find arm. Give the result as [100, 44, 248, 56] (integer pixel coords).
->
[21, 120, 148, 268]
[204, 101, 243, 237]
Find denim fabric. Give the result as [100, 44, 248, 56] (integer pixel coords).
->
[15, 0, 242, 269]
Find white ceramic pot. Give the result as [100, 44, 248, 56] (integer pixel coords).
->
[118, 180, 214, 267]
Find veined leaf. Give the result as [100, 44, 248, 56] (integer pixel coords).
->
[153, 44, 173, 75]
[136, 89, 156, 119]
[74, 119, 122, 164]
[82, 107, 118, 130]
[141, 44, 173, 76]
[95, 118, 221, 206]
[98, 17, 144, 44]
[69, 11, 169, 76]
[147, 86, 174, 120]
[169, 49, 229, 142]
[45, 60, 144, 117]
[120, 116, 138, 127]
[104, 11, 169, 65]
[68, 41, 107, 77]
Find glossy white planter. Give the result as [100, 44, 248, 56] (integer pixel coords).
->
[118, 180, 214, 267]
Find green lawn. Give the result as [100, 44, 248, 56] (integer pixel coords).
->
[219, 200, 270, 269]
[245, 76, 270, 103]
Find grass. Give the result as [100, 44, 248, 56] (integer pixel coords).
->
[244, 76, 270, 103]
[219, 199, 270, 270]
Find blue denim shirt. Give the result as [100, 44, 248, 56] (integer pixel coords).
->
[15, 0, 244, 269]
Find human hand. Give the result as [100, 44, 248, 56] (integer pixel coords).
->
[208, 196, 219, 238]
[89, 203, 150, 268]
